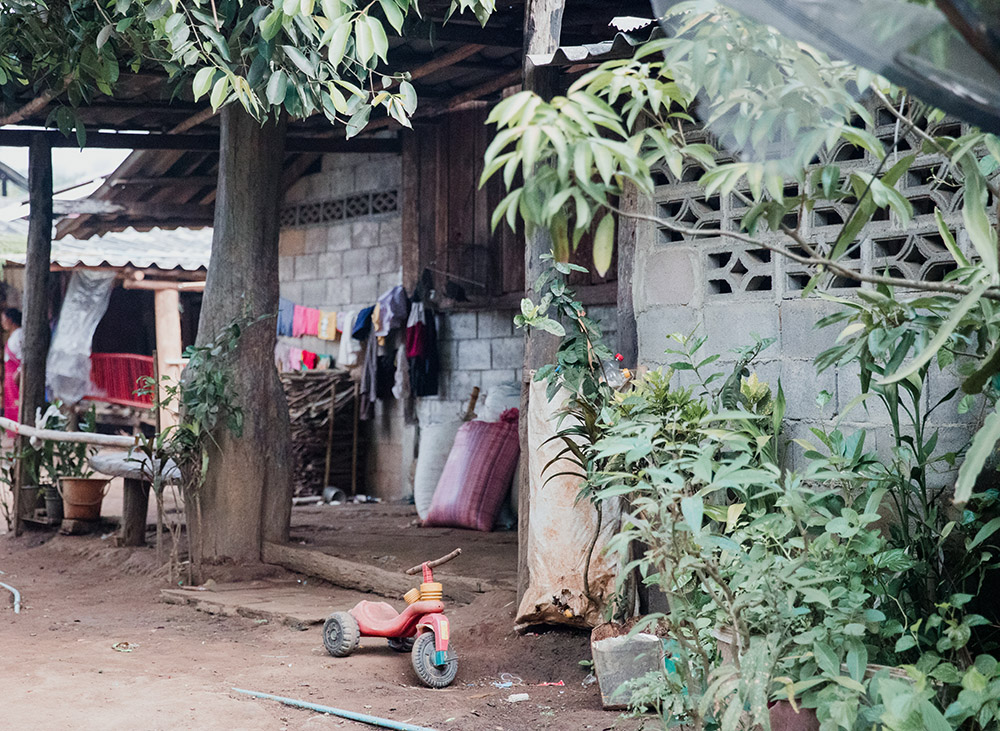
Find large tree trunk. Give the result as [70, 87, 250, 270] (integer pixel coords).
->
[188, 106, 292, 570]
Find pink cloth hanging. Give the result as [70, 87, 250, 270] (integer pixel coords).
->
[292, 305, 308, 337]
[303, 308, 321, 337]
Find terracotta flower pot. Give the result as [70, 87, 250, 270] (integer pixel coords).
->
[58, 477, 109, 521]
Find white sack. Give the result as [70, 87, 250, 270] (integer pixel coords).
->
[413, 419, 461, 520]
[515, 379, 621, 630]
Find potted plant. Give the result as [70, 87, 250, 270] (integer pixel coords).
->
[34, 404, 104, 523]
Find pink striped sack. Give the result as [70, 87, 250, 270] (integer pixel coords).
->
[424, 410, 520, 531]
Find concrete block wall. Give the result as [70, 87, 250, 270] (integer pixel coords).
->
[277, 153, 622, 502]
[419, 305, 620, 424]
[279, 152, 409, 500]
[634, 242, 980, 483]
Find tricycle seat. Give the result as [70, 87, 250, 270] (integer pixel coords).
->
[352, 601, 400, 626]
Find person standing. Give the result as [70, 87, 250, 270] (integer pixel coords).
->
[3, 308, 23, 426]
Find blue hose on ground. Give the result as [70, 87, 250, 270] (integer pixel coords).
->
[232, 688, 439, 731]
[0, 581, 21, 613]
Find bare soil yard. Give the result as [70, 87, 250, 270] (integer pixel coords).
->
[0, 528, 645, 731]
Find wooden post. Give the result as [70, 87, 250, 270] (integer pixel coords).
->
[121, 477, 150, 547]
[153, 288, 183, 428]
[616, 147, 647, 367]
[517, 0, 566, 606]
[14, 134, 53, 534]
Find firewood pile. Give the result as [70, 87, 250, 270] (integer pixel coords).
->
[280, 369, 363, 497]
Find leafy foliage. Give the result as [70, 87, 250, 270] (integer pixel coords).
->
[0, 0, 495, 141]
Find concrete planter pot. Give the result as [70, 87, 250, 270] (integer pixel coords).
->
[590, 623, 664, 710]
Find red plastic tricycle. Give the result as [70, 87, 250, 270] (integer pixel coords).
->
[322, 548, 461, 688]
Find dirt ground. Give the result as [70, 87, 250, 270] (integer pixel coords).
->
[0, 527, 650, 731]
[290, 503, 519, 590]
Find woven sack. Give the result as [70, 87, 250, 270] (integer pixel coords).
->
[424, 411, 520, 531]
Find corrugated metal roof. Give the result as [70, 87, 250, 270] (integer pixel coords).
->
[4, 225, 211, 271]
[527, 26, 663, 67]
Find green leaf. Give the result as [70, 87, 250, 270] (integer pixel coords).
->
[960, 157, 999, 277]
[367, 16, 389, 62]
[956, 404, 1000, 506]
[96, 24, 113, 50]
[354, 17, 374, 64]
[282, 45, 316, 75]
[878, 279, 989, 386]
[935, 209, 968, 267]
[266, 69, 287, 106]
[209, 74, 230, 110]
[680, 496, 703, 536]
[968, 517, 1000, 550]
[592, 213, 615, 277]
[346, 105, 371, 139]
[260, 9, 285, 41]
[812, 642, 839, 675]
[327, 20, 351, 67]
[551, 211, 570, 263]
[192, 66, 215, 101]
[398, 80, 417, 115]
[321, 0, 344, 18]
[200, 24, 232, 62]
[379, 0, 405, 33]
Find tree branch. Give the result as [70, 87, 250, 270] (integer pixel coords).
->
[871, 85, 1000, 199]
[0, 74, 74, 126]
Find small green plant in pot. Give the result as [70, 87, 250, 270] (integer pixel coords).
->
[32, 403, 100, 523]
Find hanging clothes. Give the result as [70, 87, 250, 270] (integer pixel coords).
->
[376, 352, 396, 400]
[359, 335, 378, 420]
[353, 305, 375, 340]
[292, 305, 308, 337]
[303, 308, 320, 337]
[302, 350, 318, 370]
[318, 310, 338, 340]
[337, 311, 361, 367]
[274, 342, 290, 371]
[405, 301, 426, 358]
[375, 285, 409, 337]
[392, 343, 406, 400]
[408, 306, 439, 397]
[289, 348, 304, 371]
[277, 297, 295, 337]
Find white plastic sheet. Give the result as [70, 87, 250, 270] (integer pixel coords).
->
[515, 379, 622, 630]
[46, 270, 115, 405]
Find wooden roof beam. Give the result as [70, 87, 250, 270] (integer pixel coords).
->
[110, 175, 217, 187]
[403, 43, 486, 82]
[0, 129, 401, 153]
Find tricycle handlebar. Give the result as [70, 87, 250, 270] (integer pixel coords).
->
[405, 548, 461, 575]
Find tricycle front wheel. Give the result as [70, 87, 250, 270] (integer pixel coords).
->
[411, 632, 457, 688]
[323, 611, 360, 657]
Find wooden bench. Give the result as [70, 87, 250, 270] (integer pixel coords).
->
[90, 452, 180, 547]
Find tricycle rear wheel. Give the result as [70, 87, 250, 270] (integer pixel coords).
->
[411, 632, 457, 688]
[323, 611, 360, 657]
[388, 637, 415, 652]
